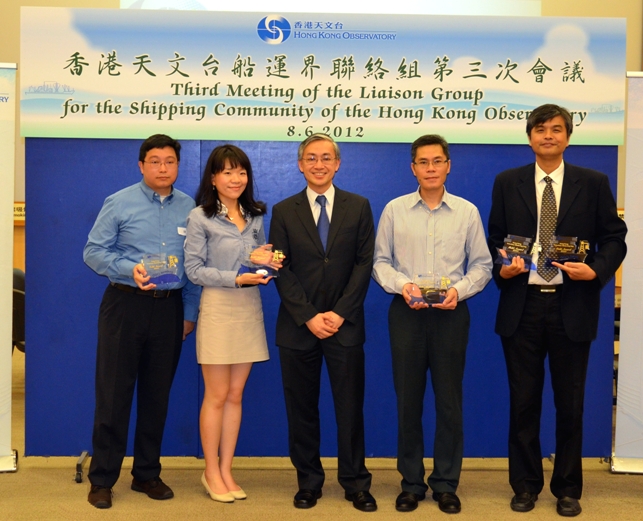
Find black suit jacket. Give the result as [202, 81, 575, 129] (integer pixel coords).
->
[269, 186, 375, 349]
[488, 162, 627, 342]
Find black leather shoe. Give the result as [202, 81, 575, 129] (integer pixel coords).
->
[432, 492, 462, 514]
[511, 492, 538, 512]
[294, 489, 322, 509]
[131, 477, 174, 500]
[395, 491, 426, 512]
[345, 490, 377, 512]
[556, 496, 582, 517]
[88, 485, 112, 509]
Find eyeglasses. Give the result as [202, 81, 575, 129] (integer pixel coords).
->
[143, 160, 178, 168]
[413, 159, 448, 168]
[302, 155, 337, 165]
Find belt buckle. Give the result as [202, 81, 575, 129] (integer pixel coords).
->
[152, 289, 166, 298]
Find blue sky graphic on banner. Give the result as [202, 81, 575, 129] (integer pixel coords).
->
[21, 8, 625, 144]
[120, 0, 542, 17]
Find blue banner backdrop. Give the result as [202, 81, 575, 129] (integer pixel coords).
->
[25, 138, 617, 458]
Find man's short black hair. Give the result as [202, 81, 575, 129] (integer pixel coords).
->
[139, 134, 181, 162]
[411, 134, 450, 161]
[526, 104, 573, 137]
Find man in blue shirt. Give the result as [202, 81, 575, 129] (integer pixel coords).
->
[373, 134, 492, 514]
[83, 134, 200, 509]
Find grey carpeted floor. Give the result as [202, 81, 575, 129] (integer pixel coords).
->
[4, 351, 642, 521]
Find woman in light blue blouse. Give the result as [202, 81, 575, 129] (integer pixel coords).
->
[184, 145, 279, 503]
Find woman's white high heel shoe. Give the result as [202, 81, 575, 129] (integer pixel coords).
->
[201, 472, 235, 503]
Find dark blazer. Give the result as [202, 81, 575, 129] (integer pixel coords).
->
[488, 162, 627, 342]
[269, 186, 375, 349]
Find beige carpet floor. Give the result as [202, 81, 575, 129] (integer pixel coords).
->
[3, 459, 643, 521]
[4, 351, 642, 521]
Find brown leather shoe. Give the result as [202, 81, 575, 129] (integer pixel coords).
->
[88, 485, 112, 509]
[131, 477, 174, 500]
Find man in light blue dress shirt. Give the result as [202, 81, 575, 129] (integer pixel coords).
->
[83, 134, 200, 509]
[373, 135, 492, 514]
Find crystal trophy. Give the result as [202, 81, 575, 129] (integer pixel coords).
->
[543, 237, 589, 267]
[495, 235, 535, 270]
[238, 244, 283, 278]
[141, 253, 181, 287]
[410, 273, 451, 305]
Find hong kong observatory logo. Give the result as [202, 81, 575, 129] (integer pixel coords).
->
[257, 15, 291, 44]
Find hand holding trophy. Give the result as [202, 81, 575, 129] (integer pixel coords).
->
[495, 235, 535, 270]
[241, 244, 285, 278]
[414, 273, 450, 304]
[140, 253, 181, 288]
[406, 273, 451, 309]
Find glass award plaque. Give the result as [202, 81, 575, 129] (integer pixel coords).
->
[495, 235, 535, 270]
[238, 244, 282, 278]
[543, 236, 588, 267]
[410, 273, 451, 305]
[141, 253, 181, 287]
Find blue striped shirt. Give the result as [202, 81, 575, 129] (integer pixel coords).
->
[184, 206, 266, 288]
[373, 188, 492, 300]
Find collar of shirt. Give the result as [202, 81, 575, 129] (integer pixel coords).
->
[217, 202, 251, 223]
[139, 178, 174, 203]
[409, 186, 454, 212]
[306, 184, 335, 223]
[535, 160, 564, 190]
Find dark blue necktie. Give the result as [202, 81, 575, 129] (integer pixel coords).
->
[316, 195, 329, 251]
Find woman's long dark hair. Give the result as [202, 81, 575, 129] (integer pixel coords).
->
[195, 144, 267, 218]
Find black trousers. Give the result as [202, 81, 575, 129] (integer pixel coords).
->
[389, 295, 470, 495]
[501, 288, 590, 499]
[279, 336, 372, 494]
[88, 284, 184, 487]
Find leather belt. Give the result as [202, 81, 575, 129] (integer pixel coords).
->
[110, 282, 179, 298]
[528, 284, 561, 293]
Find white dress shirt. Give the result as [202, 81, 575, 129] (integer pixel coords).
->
[306, 184, 335, 224]
[529, 161, 564, 285]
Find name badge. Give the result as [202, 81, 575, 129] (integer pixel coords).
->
[177, 227, 187, 236]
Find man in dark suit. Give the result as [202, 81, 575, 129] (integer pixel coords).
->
[488, 104, 627, 517]
[269, 134, 376, 512]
